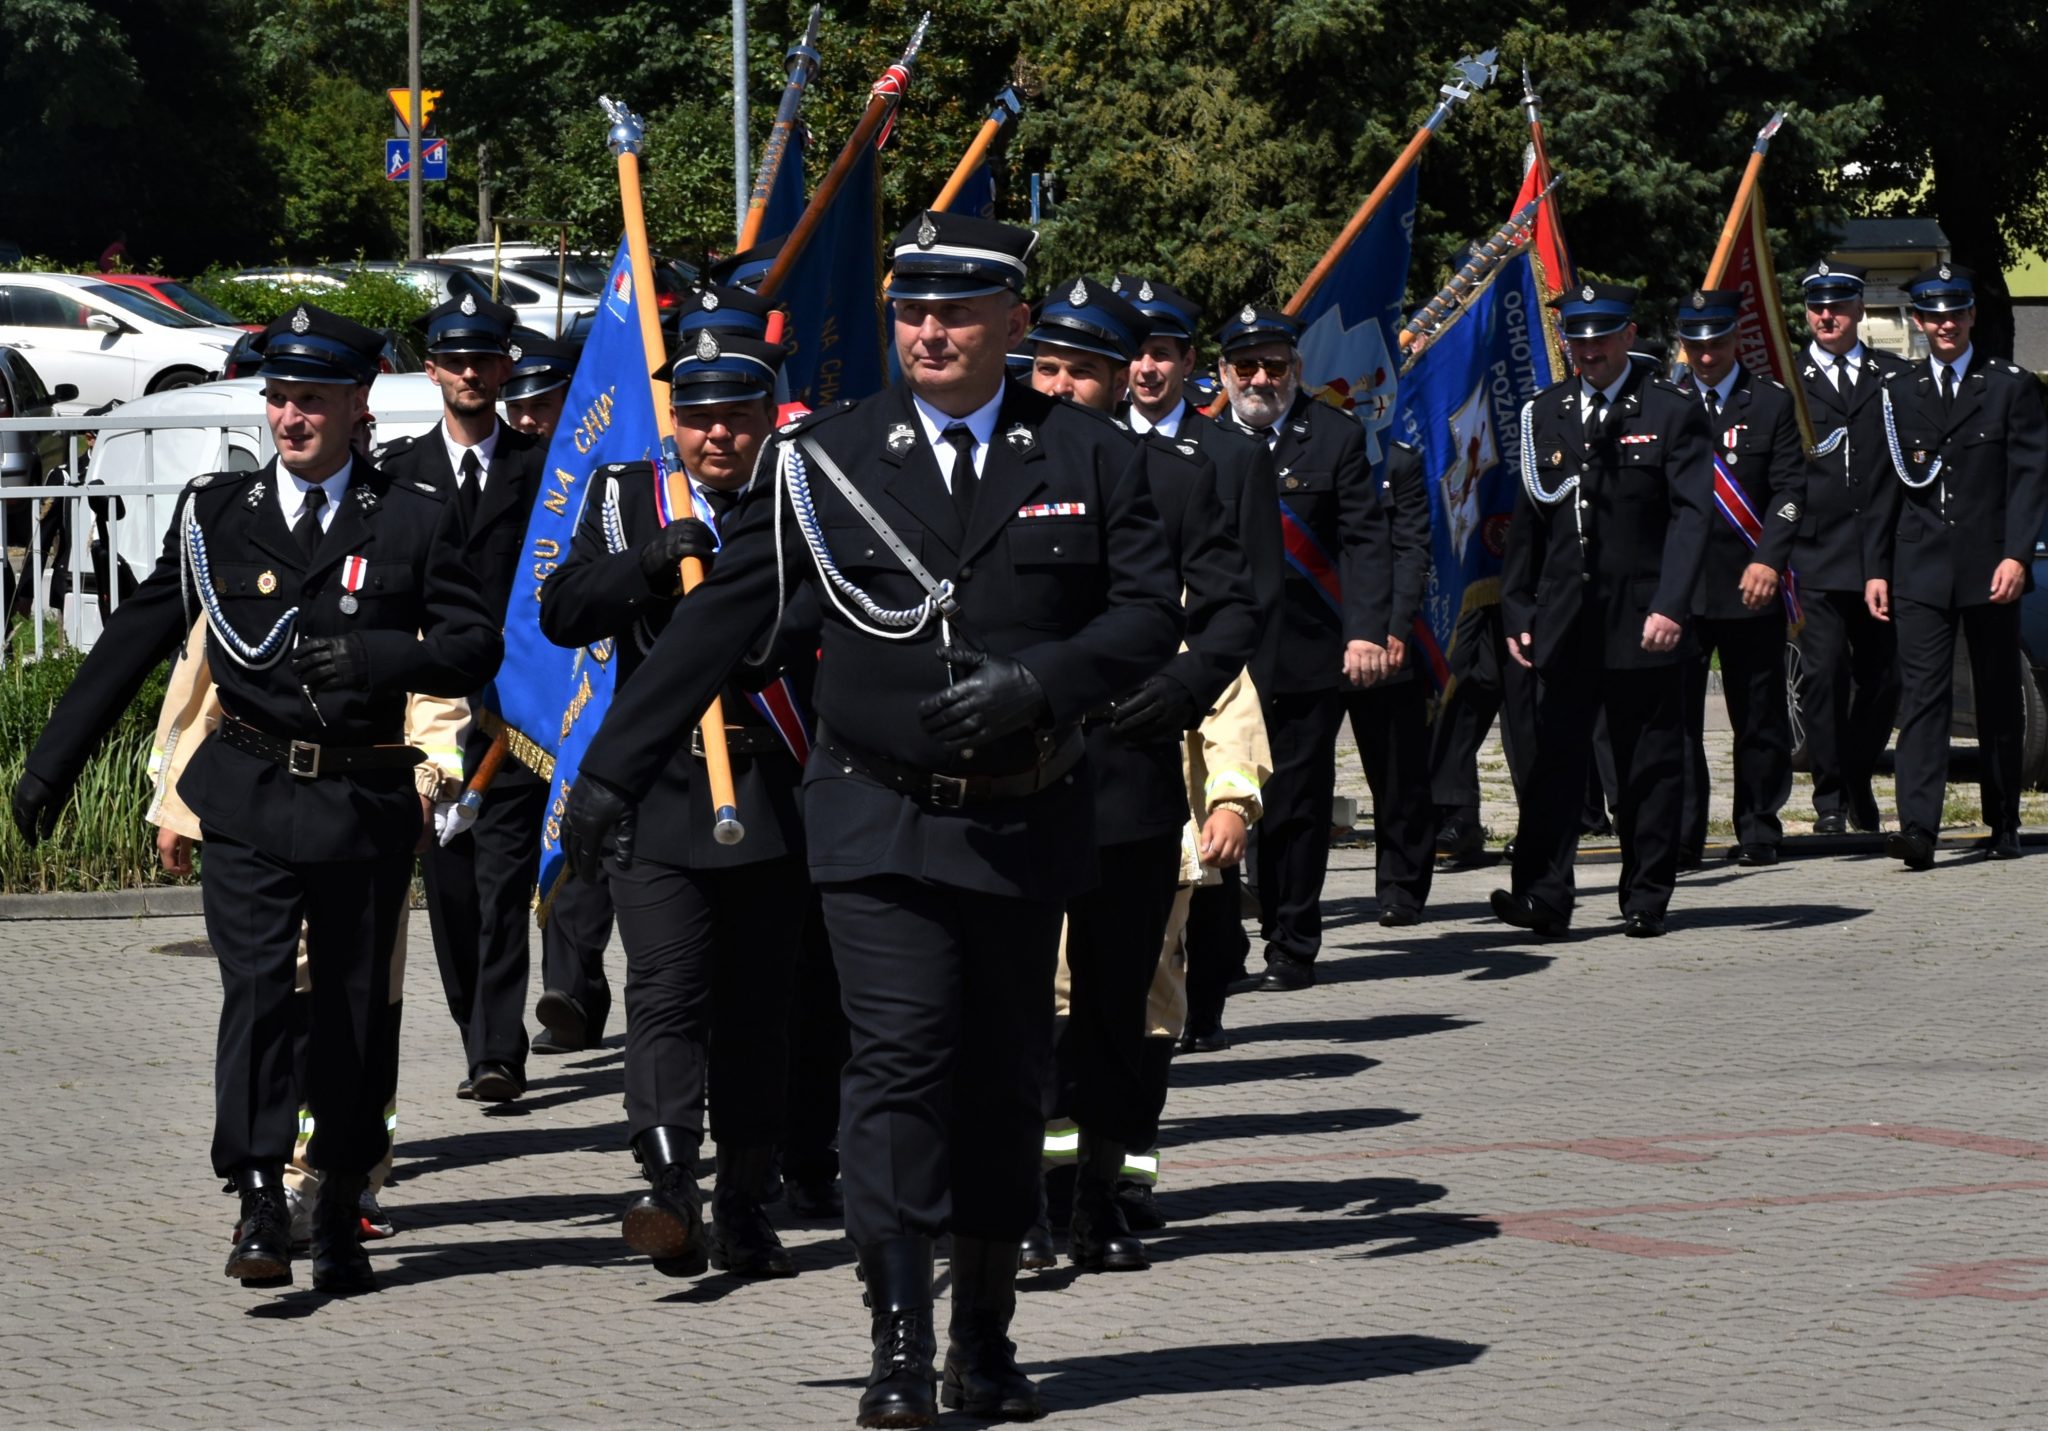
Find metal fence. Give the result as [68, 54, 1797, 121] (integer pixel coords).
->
[0, 409, 442, 665]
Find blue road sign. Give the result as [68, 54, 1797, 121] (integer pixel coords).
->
[385, 137, 449, 182]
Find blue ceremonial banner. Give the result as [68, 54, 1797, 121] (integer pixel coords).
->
[760, 123, 808, 236]
[1393, 248, 1561, 691]
[1296, 166, 1419, 471]
[946, 160, 997, 219]
[776, 140, 888, 410]
[484, 235, 660, 906]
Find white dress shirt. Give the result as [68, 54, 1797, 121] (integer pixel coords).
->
[909, 388, 1002, 491]
[442, 422, 502, 493]
[1129, 398, 1187, 438]
[276, 457, 354, 533]
[1928, 343, 1975, 389]
[1807, 340, 1865, 391]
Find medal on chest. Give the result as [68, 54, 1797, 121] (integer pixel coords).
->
[339, 554, 367, 615]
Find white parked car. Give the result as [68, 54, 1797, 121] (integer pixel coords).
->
[0, 273, 247, 414]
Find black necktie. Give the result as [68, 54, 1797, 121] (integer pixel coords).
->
[943, 425, 978, 527]
[458, 448, 483, 519]
[293, 484, 326, 561]
[1585, 390, 1608, 447]
[1835, 354, 1854, 394]
[699, 485, 739, 525]
[1705, 390, 1722, 419]
[1941, 364, 1958, 410]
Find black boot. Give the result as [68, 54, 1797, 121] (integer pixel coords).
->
[856, 1237, 937, 1429]
[1068, 1134, 1148, 1272]
[1018, 1174, 1056, 1270]
[310, 1171, 377, 1295]
[224, 1166, 291, 1285]
[623, 1126, 705, 1273]
[942, 1235, 1045, 1419]
[709, 1144, 796, 1278]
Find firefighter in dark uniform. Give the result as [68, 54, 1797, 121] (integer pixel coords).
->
[1026, 278, 1258, 1272]
[1113, 274, 1279, 1045]
[540, 332, 811, 1278]
[1428, 597, 1538, 863]
[1352, 437, 1438, 921]
[559, 212, 1180, 1426]
[1672, 289, 1806, 866]
[1216, 305, 1393, 991]
[1867, 264, 2048, 867]
[378, 294, 547, 1103]
[1792, 261, 1907, 835]
[502, 327, 581, 444]
[10, 305, 499, 1292]
[1492, 283, 1712, 937]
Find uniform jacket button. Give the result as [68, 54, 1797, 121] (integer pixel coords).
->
[864, 546, 877, 558]
[1051, 544, 1064, 555]
[957, 564, 973, 580]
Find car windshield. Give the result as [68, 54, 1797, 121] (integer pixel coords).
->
[82, 282, 212, 328]
[155, 282, 244, 327]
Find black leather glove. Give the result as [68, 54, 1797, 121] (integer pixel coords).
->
[1111, 673, 1201, 745]
[292, 634, 370, 693]
[638, 518, 717, 594]
[562, 771, 638, 881]
[917, 646, 1049, 754]
[11, 768, 65, 848]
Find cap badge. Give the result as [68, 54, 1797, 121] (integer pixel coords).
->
[1818, 261, 1831, 276]
[1691, 290, 1706, 309]
[1580, 284, 1596, 303]
[916, 213, 939, 249]
[886, 422, 915, 455]
[1238, 305, 1257, 325]
[1005, 422, 1035, 451]
[1068, 278, 1088, 307]
[290, 306, 311, 334]
[507, 343, 523, 361]
[701, 291, 720, 311]
[460, 292, 477, 316]
[1139, 280, 1155, 302]
[1939, 263, 1952, 281]
[695, 329, 720, 362]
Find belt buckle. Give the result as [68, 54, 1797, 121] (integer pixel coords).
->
[927, 772, 968, 809]
[286, 739, 321, 778]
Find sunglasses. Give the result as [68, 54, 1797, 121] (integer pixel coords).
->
[1227, 358, 1293, 381]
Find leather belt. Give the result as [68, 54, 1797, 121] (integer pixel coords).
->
[821, 730, 1083, 810]
[689, 726, 789, 758]
[219, 716, 424, 780]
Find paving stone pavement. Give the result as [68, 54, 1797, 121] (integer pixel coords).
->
[4, 838, 2047, 1429]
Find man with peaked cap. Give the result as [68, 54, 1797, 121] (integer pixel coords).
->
[9, 304, 499, 1292]
[378, 292, 549, 1103]
[1025, 277, 1258, 1273]
[706, 235, 785, 292]
[541, 331, 813, 1280]
[1214, 303, 1395, 991]
[1113, 274, 1281, 1048]
[1672, 288, 1807, 867]
[1791, 261, 1908, 835]
[1493, 282, 1712, 938]
[502, 327, 581, 443]
[559, 209, 1180, 1426]
[1867, 264, 2048, 867]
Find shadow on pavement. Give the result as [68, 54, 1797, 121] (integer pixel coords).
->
[1673, 901, 1873, 932]
[1159, 1105, 1419, 1145]
[1223, 1012, 1474, 1046]
[1167, 1050, 1381, 1089]
[1160, 1174, 1449, 1221]
[393, 1119, 631, 1181]
[1026, 1334, 1487, 1411]
[1315, 941, 1556, 981]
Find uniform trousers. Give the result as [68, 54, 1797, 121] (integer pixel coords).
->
[1893, 597, 2024, 836]
[783, 898, 848, 1183]
[539, 868, 614, 1034]
[1183, 865, 1249, 1033]
[821, 875, 1062, 1246]
[1511, 648, 1685, 920]
[1680, 611, 1794, 850]
[1796, 589, 1899, 823]
[1429, 602, 1538, 813]
[287, 925, 406, 1198]
[1254, 688, 1351, 965]
[608, 852, 805, 1147]
[1350, 679, 1437, 915]
[421, 774, 546, 1075]
[200, 830, 409, 1179]
[1057, 834, 1184, 1150]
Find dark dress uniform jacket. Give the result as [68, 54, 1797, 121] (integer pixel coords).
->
[1380, 441, 1433, 683]
[1232, 392, 1392, 694]
[376, 420, 546, 772]
[1675, 367, 1806, 621]
[1866, 354, 2048, 607]
[538, 459, 814, 869]
[1505, 365, 1714, 669]
[23, 459, 500, 861]
[575, 379, 1184, 902]
[1796, 346, 1914, 593]
[1088, 430, 1260, 846]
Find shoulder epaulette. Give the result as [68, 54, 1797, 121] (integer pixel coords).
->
[1390, 438, 1420, 453]
[374, 433, 419, 460]
[602, 460, 655, 476]
[776, 399, 854, 437]
[184, 468, 254, 494]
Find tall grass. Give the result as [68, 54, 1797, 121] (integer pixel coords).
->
[0, 634, 183, 894]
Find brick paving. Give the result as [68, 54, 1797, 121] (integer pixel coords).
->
[5, 792, 2048, 1427]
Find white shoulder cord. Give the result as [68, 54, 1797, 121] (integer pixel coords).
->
[180, 499, 299, 669]
[597, 475, 662, 656]
[1519, 399, 1578, 507]
[1880, 383, 1942, 490]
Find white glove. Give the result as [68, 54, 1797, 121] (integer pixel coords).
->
[434, 798, 478, 847]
